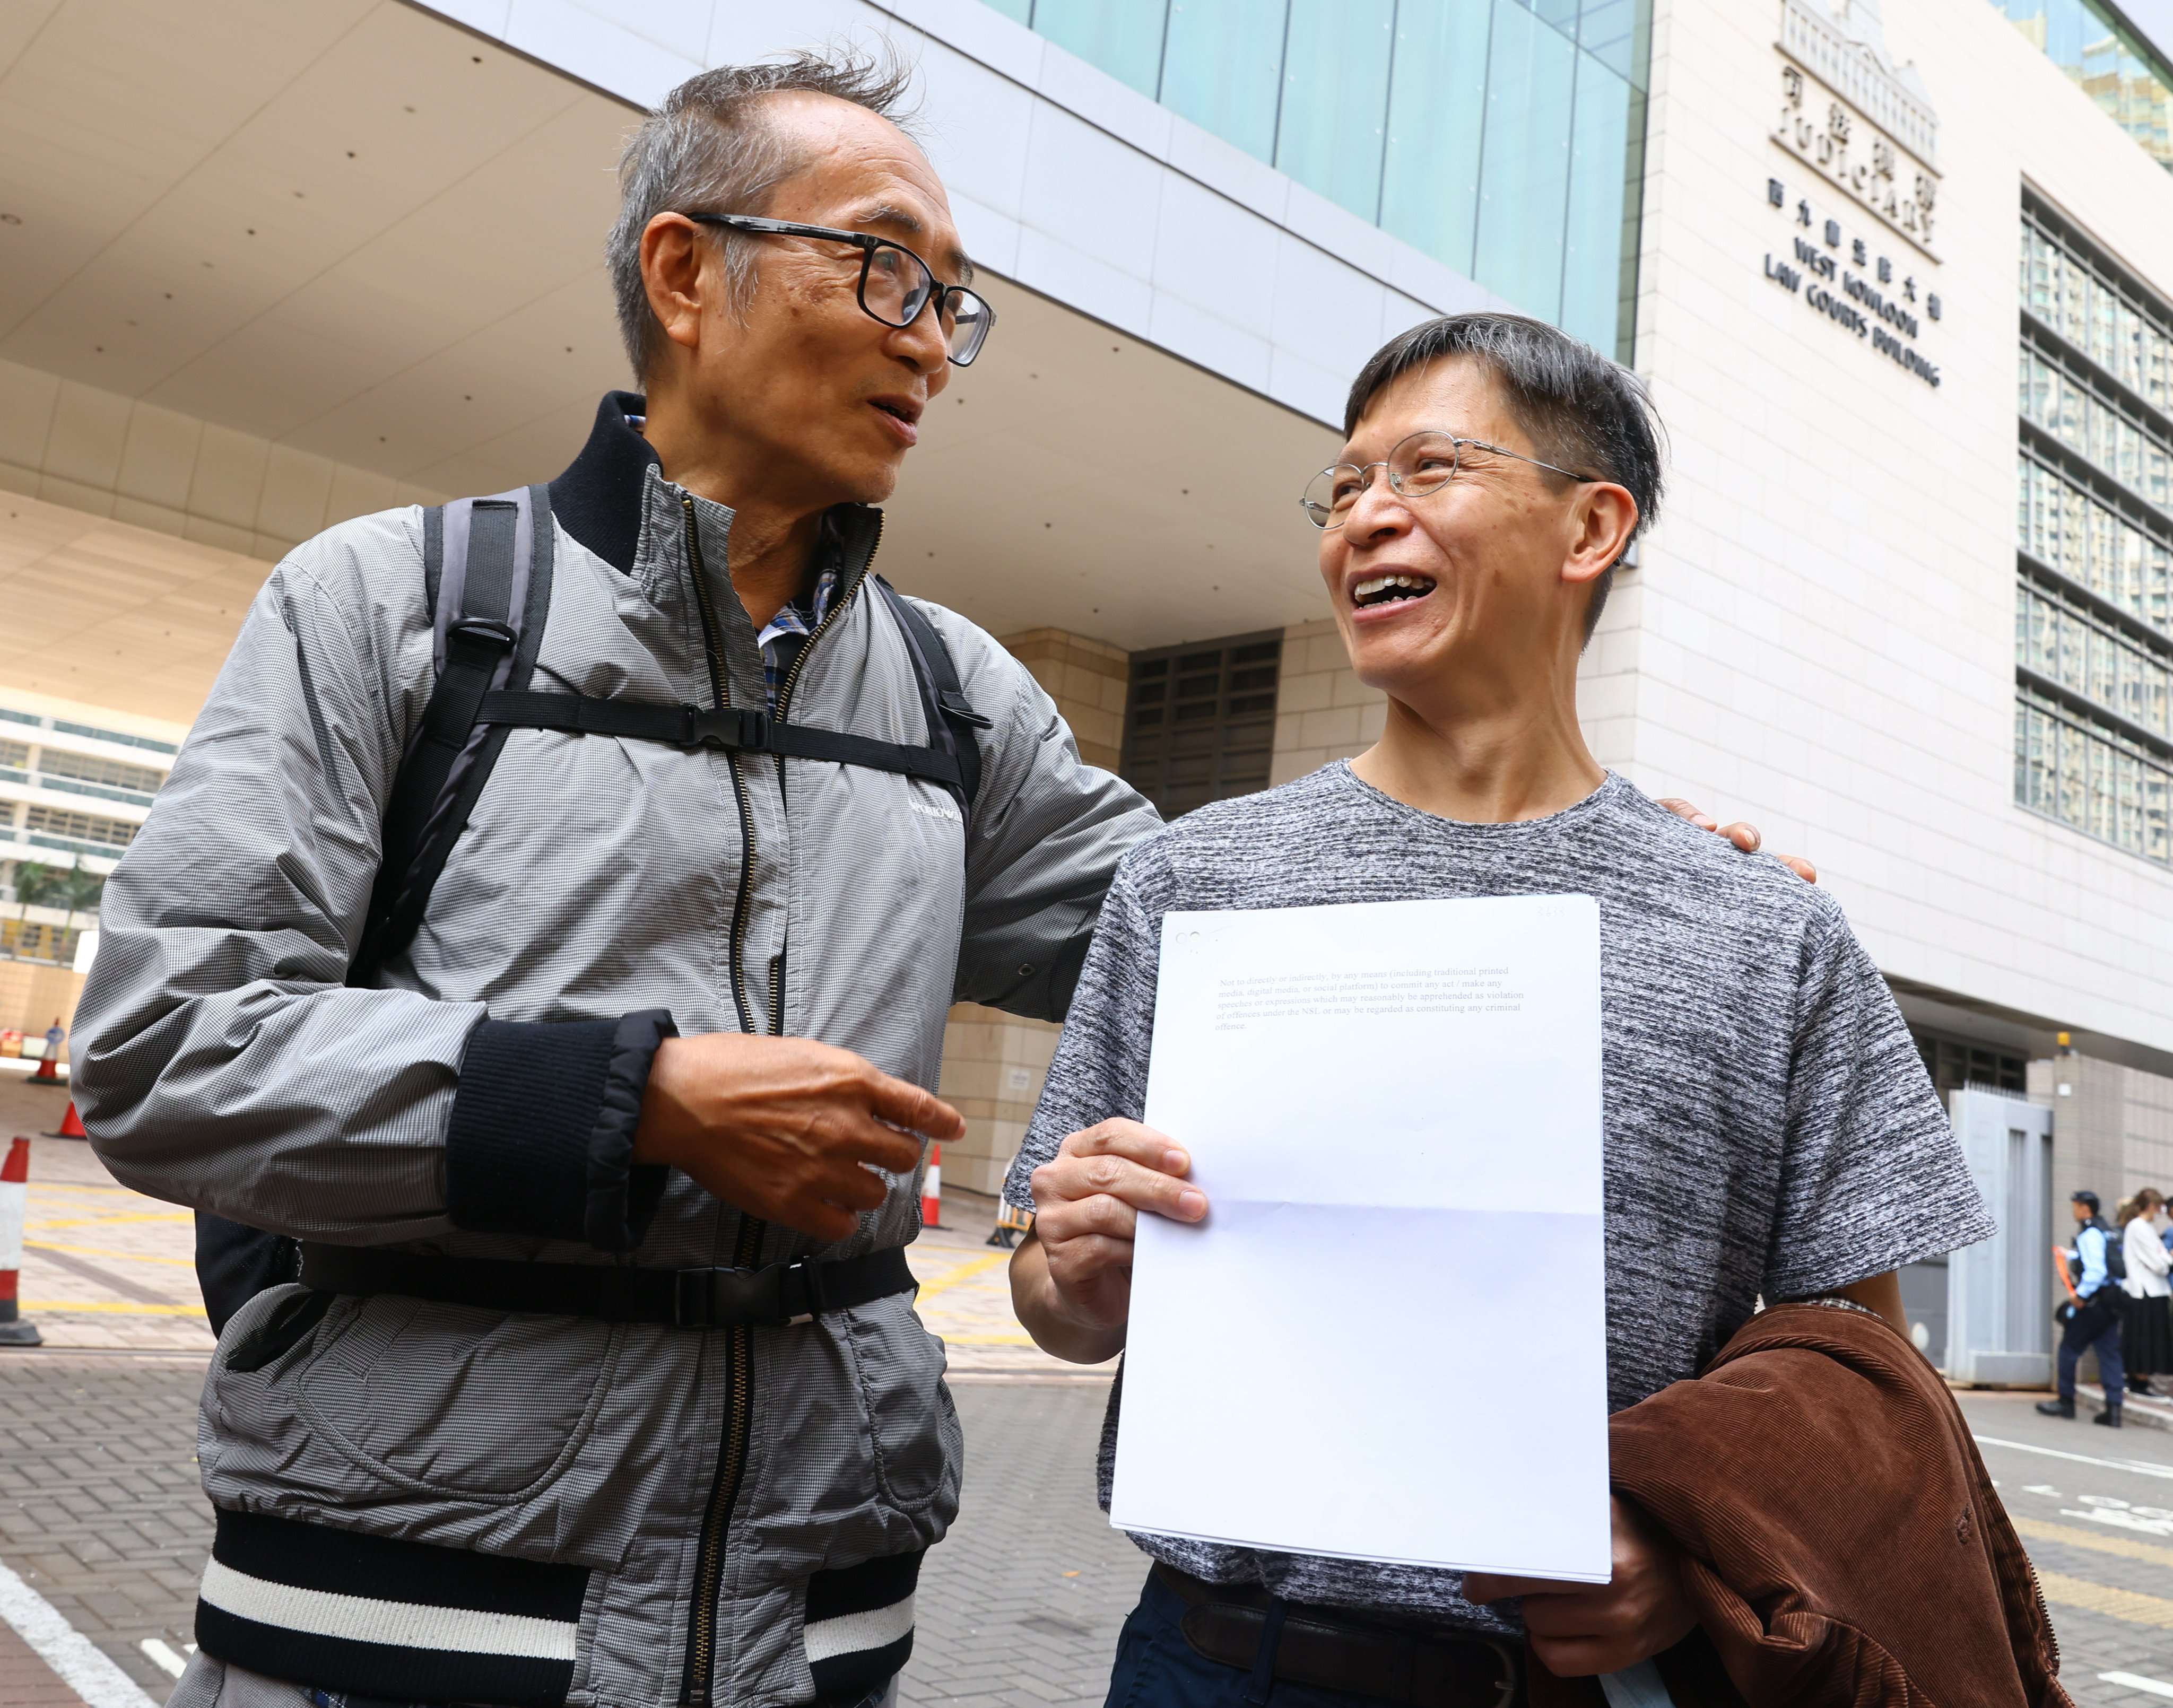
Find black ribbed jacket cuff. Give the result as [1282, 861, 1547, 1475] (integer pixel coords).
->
[447, 1009, 676, 1252]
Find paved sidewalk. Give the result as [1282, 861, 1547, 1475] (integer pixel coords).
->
[0, 1075, 212, 1354]
[0, 1352, 211, 1698]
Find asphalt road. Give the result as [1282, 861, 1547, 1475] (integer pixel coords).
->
[1962, 1389, 2173, 1706]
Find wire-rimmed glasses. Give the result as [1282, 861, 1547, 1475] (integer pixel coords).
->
[1300, 431, 1597, 529]
[684, 213, 995, 366]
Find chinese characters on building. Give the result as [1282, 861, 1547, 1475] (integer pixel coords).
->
[1762, 46, 1944, 389]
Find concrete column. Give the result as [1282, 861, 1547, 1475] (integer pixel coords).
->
[935, 628, 1129, 1200]
[2034, 1052, 2130, 1248]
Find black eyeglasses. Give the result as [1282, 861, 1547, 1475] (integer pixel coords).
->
[684, 213, 995, 367]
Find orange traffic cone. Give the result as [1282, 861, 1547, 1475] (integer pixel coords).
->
[29, 1050, 57, 1084]
[987, 1197, 1034, 1250]
[1, 1135, 40, 1346]
[44, 1101, 86, 1140]
[920, 1144, 943, 1231]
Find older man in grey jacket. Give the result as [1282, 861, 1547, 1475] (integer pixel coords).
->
[74, 50, 1155, 1708]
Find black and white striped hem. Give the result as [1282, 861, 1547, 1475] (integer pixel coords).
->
[804, 1550, 920, 1700]
[195, 1509, 587, 1707]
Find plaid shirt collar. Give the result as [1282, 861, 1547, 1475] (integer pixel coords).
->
[754, 515, 845, 711]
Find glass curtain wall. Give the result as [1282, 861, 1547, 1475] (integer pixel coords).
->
[2014, 196, 2173, 867]
[988, 0, 1650, 358]
[1995, 0, 2173, 171]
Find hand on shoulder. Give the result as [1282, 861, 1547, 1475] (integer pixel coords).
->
[1657, 797, 1816, 884]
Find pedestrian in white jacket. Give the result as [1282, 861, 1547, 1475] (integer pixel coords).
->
[2123, 1188, 2172, 1397]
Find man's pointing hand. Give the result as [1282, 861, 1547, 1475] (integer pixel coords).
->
[632, 1034, 961, 1242]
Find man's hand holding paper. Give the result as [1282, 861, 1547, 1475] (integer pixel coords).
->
[1015, 1119, 1205, 1365]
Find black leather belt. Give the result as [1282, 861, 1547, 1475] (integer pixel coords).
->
[1155, 1563, 1522, 1708]
[295, 1243, 916, 1329]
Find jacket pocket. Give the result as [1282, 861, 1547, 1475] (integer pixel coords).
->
[839, 1296, 959, 1518]
[290, 1294, 621, 1502]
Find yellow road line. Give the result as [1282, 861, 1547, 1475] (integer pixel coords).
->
[25, 1183, 133, 1195]
[27, 1239, 195, 1267]
[914, 1251, 1007, 1301]
[2015, 1515, 2173, 1571]
[2038, 1570, 2173, 1629]
[940, 1332, 1037, 1346]
[30, 1212, 193, 1229]
[21, 1299, 208, 1318]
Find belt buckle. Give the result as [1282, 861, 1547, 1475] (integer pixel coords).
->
[1471, 1634, 1517, 1708]
[785, 1256, 826, 1327]
[672, 1265, 787, 1329]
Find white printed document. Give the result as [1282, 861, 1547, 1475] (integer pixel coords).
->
[1110, 894, 1611, 1581]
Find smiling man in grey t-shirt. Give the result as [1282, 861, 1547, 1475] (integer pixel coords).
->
[1003, 313, 1992, 1708]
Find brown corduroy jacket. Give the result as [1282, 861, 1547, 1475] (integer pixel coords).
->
[1529, 1300, 2071, 1708]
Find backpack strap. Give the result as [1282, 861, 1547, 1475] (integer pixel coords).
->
[474, 693, 969, 790]
[468, 579, 989, 813]
[872, 577, 988, 814]
[348, 485, 554, 987]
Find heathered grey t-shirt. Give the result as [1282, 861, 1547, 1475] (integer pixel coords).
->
[1002, 763, 1992, 1637]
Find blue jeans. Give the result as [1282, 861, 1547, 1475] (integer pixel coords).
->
[2059, 1291, 2125, 1401]
[1103, 1568, 1515, 1708]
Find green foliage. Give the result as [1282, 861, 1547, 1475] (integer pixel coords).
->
[14, 858, 105, 917]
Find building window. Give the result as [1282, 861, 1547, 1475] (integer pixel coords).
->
[2014, 196, 2173, 867]
[1996, 0, 2173, 173]
[34, 747, 167, 796]
[1121, 633, 1282, 818]
[990, 0, 1650, 357]
[1913, 1029, 2030, 1100]
[23, 804, 136, 850]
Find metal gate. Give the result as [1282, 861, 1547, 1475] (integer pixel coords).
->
[1944, 1088, 2055, 1387]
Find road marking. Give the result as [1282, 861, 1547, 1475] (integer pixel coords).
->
[21, 1299, 207, 1317]
[914, 1252, 1007, 1301]
[1974, 1435, 2173, 1482]
[0, 1556, 160, 1708]
[2015, 1515, 2173, 1568]
[140, 1637, 186, 1677]
[30, 1213, 194, 1229]
[27, 1240, 194, 1266]
[2101, 1671, 2173, 1698]
[2039, 1571, 2173, 1628]
[2065, 1506, 2173, 1537]
[941, 1332, 1037, 1345]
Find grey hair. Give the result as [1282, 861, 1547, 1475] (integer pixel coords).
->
[606, 45, 920, 379]
[1342, 313, 1666, 643]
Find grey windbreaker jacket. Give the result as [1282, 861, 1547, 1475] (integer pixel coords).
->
[72, 394, 1159, 1708]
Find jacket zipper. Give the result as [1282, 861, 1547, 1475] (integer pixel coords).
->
[682, 495, 759, 1036]
[680, 504, 882, 1704]
[764, 513, 877, 1041]
[680, 493, 767, 1706]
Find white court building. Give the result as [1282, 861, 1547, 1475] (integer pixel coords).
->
[3, 0, 2173, 1365]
